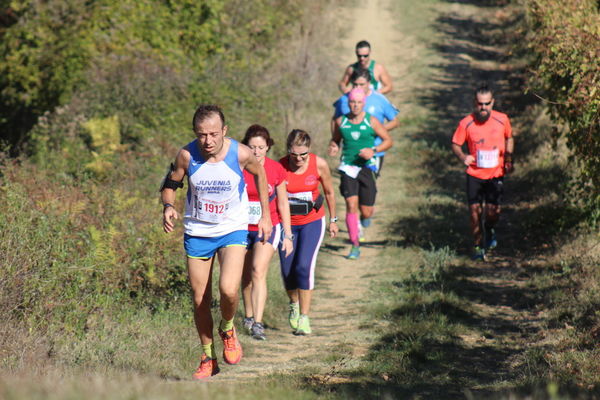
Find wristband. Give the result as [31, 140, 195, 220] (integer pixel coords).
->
[284, 234, 295, 241]
[163, 203, 174, 210]
[504, 152, 513, 162]
[330, 217, 338, 223]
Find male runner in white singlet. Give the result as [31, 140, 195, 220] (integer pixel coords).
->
[161, 105, 272, 379]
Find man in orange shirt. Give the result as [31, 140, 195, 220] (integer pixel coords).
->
[451, 84, 514, 260]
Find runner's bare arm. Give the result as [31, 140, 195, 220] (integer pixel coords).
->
[505, 137, 514, 154]
[504, 136, 515, 173]
[451, 142, 474, 166]
[375, 63, 393, 94]
[316, 156, 339, 238]
[383, 116, 400, 132]
[338, 65, 354, 94]
[161, 149, 189, 233]
[240, 144, 273, 241]
[328, 117, 343, 157]
[360, 117, 393, 160]
[330, 115, 337, 137]
[276, 181, 293, 257]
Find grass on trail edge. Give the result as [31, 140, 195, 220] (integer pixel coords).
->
[294, 0, 600, 399]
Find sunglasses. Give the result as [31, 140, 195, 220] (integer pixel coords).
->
[289, 151, 309, 158]
[477, 101, 492, 106]
[356, 54, 370, 59]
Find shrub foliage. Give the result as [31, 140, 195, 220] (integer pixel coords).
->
[0, 0, 302, 151]
[0, 0, 339, 371]
[524, 0, 600, 220]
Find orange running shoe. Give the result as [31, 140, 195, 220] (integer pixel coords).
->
[192, 354, 219, 380]
[218, 326, 243, 365]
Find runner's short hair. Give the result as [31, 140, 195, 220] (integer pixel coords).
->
[286, 129, 311, 150]
[355, 40, 371, 50]
[192, 104, 225, 130]
[474, 83, 494, 98]
[350, 67, 372, 84]
[242, 124, 275, 148]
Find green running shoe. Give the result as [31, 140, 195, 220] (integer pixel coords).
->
[288, 302, 300, 330]
[347, 245, 360, 260]
[358, 225, 366, 243]
[471, 246, 485, 261]
[294, 315, 312, 335]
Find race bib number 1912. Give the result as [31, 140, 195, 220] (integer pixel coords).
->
[194, 198, 229, 223]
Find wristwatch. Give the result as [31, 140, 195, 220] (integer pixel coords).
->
[284, 233, 295, 241]
[330, 217, 338, 223]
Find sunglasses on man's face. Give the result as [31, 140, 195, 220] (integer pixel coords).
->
[477, 101, 492, 106]
[356, 54, 370, 59]
[289, 151, 309, 158]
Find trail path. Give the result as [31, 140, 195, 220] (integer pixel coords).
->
[213, 0, 404, 382]
[216, 0, 546, 394]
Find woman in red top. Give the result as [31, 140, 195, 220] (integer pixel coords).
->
[279, 129, 338, 335]
[241, 125, 293, 341]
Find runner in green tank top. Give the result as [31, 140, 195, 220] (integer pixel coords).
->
[338, 40, 393, 94]
[339, 112, 377, 168]
[350, 60, 379, 91]
[328, 88, 393, 260]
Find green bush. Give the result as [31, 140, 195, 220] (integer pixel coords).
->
[0, 0, 338, 374]
[0, 0, 303, 152]
[524, 0, 600, 222]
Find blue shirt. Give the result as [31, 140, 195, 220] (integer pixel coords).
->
[333, 91, 399, 157]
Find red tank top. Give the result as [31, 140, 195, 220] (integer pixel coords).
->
[280, 153, 324, 226]
[243, 157, 286, 231]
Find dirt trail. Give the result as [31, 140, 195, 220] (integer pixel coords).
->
[212, 0, 403, 382]
[216, 0, 544, 392]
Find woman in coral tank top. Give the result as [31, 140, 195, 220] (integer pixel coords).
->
[241, 124, 293, 341]
[279, 129, 339, 335]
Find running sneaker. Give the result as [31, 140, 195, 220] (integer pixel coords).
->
[251, 322, 266, 341]
[289, 302, 300, 330]
[471, 246, 485, 261]
[294, 315, 312, 335]
[192, 354, 220, 379]
[347, 245, 360, 260]
[485, 228, 497, 249]
[218, 326, 243, 365]
[243, 316, 254, 333]
[358, 224, 366, 243]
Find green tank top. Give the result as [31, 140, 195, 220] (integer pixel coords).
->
[351, 60, 380, 91]
[339, 112, 376, 167]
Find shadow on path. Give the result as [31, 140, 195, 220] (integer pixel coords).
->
[309, 1, 591, 399]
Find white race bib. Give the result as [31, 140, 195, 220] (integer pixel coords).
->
[338, 163, 362, 179]
[476, 149, 499, 168]
[248, 201, 262, 225]
[288, 191, 313, 202]
[194, 197, 230, 223]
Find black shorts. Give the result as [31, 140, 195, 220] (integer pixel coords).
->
[339, 167, 377, 206]
[466, 174, 504, 205]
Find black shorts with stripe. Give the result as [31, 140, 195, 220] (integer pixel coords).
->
[466, 174, 504, 205]
[339, 167, 378, 206]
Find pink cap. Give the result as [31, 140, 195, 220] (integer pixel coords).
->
[348, 88, 366, 101]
